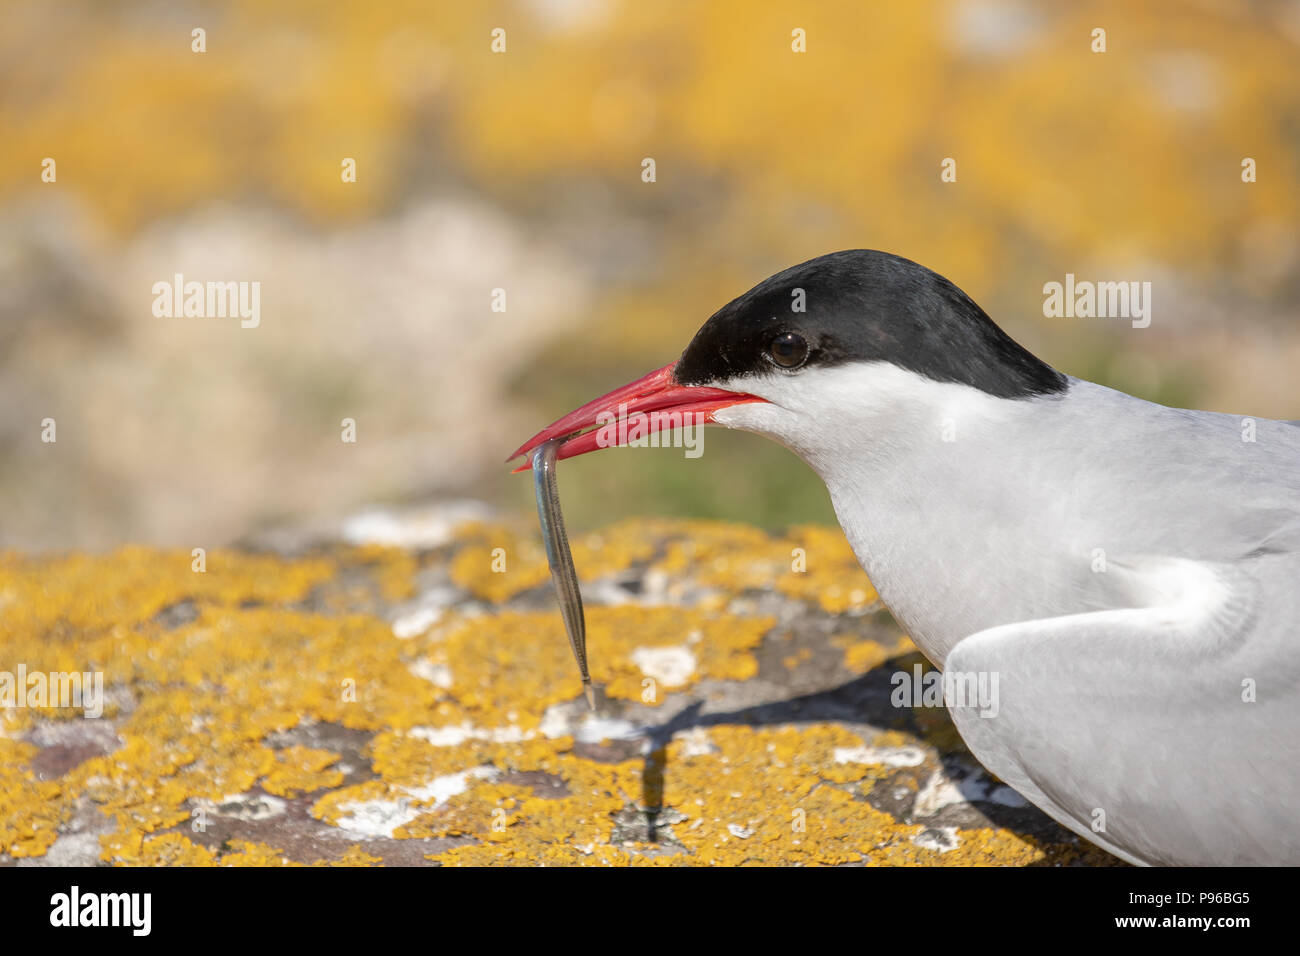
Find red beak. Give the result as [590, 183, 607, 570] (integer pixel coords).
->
[507, 361, 765, 472]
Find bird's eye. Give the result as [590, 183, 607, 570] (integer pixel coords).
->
[768, 331, 809, 369]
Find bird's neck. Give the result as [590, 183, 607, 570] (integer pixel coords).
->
[716, 365, 1138, 664]
[801, 374, 1091, 665]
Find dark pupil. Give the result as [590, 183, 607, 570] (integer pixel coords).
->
[770, 332, 807, 368]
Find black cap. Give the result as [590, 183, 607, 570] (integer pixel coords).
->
[675, 250, 1066, 399]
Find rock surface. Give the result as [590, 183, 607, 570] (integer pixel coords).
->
[0, 506, 1117, 866]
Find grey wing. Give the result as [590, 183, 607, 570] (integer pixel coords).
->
[944, 554, 1300, 866]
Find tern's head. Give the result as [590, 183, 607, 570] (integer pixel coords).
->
[509, 250, 1065, 470]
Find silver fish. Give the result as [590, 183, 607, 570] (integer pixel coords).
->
[532, 438, 595, 709]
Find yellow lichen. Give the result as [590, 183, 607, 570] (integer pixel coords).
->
[449, 519, 657, 604]
[649, 521, 879, 614]
[433, 605, 769, 712]
[0, 532, 1109, 866]
[0, 738, 64, 857]
[109, 833, 218, 867]
[835, 634, 918, 674]
[261, 746, 345, 798]
[219, 840, 304, 867]
[328, 845, 384, 867]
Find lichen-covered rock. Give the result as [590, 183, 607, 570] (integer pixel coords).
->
[0, 509, 1117, 866]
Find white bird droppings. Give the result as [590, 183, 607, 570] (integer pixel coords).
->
[538, 704, 644, 745]
[408, 723, 532, 746]
[913, 766, 1028, 816]
[833, 745, 926, 767]
[630, 646, 696, 687]
[393, 606, 442, 639]
[342, 501, 493, 549]
[673, 727, 717, 757]
[334, 766, 497, 838]
[913, 826, 960, 853]
[408, 658, 453, 688]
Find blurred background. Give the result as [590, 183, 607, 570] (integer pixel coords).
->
[3, 0, 1299, 551]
